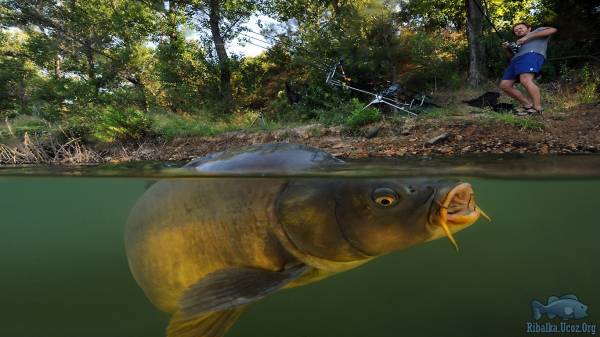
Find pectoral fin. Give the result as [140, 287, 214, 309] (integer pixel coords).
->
[167, 307, 245, 337]
[179, 263, 308, 317]
[564, 307, 574, 317]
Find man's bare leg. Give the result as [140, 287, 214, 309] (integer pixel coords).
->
[519, 73, 542, 110]
[500, 79, 532, 107]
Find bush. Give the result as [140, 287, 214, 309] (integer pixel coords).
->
[344, 98, 381, 129]
[577, 64, 600, 103]
[89, 106, 152, 143]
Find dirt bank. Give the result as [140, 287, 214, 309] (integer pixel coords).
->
[1, 103, 599, 164]
[109, 103, 600, 162]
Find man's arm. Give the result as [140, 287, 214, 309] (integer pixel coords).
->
[517, 27, 558, 45]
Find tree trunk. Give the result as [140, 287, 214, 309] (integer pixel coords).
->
[465, 0, 486, 87]
[53, 56, 61, 78]
[208, 0, 233, 112]
[165, 1, 181, 113]
[84, 42, 99, 96]
[331, 0, 340, 16]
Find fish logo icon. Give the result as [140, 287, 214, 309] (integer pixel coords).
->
[531, 294, 589, 320]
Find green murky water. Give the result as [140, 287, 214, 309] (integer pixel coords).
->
[1, 156, 599, 337]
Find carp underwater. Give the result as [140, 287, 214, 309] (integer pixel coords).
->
[124, 143, 488, 337]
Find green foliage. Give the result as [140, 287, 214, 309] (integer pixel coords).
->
[0, 30, 40, 115]
[486, 112, 545, 131]
[542, 64, 600, 112]
[150, 113, 218, 139]
[577, 64, 600, 104]
[396, 0, 466, 30]
[155, 37, 211, 113]
[344, 98, 381, 129]
[88, 106, 152, 143]
[401, 30, 465, 91]
[0, 115, 49, 139]
[149, 109, 283, 140]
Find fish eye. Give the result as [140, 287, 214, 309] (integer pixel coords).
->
[372, 188, 399, 207]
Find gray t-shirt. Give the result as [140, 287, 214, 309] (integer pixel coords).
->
[514, 27, 552, 59]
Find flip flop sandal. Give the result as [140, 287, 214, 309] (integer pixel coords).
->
[515, 106, 536, 116]
[525, 108, 544, 115]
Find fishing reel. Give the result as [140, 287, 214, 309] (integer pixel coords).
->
[325, 58, 351, 85]
[508, 42, 521, 54]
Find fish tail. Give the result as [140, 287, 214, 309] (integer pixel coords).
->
[167, 306, 246, 337]
[531, 300, 545, 320]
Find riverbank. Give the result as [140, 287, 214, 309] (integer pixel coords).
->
[1, 102, 598, 165]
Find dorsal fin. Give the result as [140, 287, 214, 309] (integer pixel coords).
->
[560, 294, 578, 300]
[184, 143, 344, 173]
[547, 296, 559, 304]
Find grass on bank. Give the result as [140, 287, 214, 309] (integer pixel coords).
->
[0, 97, 381, 144]
[0, 109, 288, 144]
[483, 111, 545, 131]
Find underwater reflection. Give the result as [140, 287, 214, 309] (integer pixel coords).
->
[124, 144, 485, 337]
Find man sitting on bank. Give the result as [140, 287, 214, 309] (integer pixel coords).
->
[499, 22, 557, 116]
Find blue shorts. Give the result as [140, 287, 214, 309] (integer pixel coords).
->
[502, 52, 545, 81]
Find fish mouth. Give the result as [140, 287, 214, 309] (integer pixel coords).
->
[432, 183, 490, 251]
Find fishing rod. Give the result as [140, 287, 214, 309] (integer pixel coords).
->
[471, 0, 521, 54]
[325, 59, 421, 116]
[472, 0, 504, 41]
